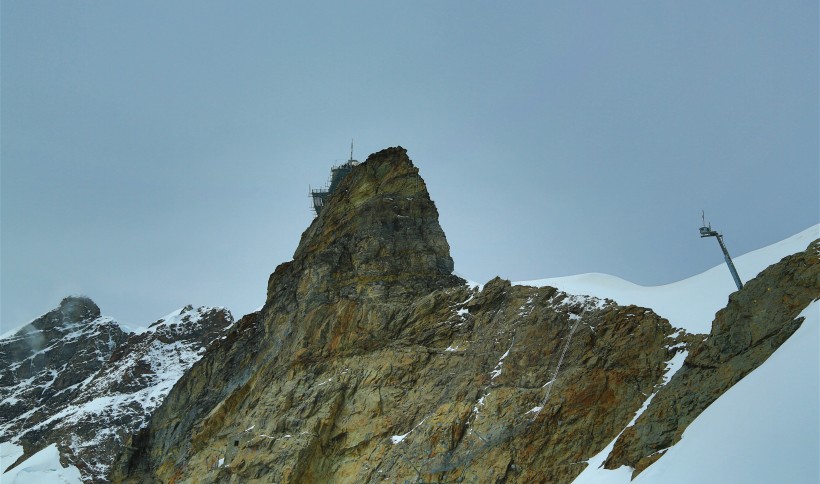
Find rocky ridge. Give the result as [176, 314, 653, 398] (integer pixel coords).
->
[5, 147, 815, 483]
[604, 239, 819, 476]
[0, 298, 234, 482]
[109, 147, 820, 484]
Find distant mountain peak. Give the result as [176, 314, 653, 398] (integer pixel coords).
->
[0, 299, 234, 482]
[58, 295, 100, 321]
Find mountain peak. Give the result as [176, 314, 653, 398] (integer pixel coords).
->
[57, 296, 100, 322]
[1, 301, 234, 482]
[110, 149, 819, 483]
[270, 147, 462, 305]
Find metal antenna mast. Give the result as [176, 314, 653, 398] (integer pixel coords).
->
[350, 139, 354, 162]
[699, 211, 743, 290]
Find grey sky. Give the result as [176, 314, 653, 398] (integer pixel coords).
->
[2, 1, 817, 333]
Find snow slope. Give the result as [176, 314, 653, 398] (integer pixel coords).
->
[1, 442, 25, 473]
[515, 225, 818, 334]
[573, 302, 819, 484]
[536, 224, 818, 484]
[0, 443, 82, 484]
[633, 301, 819, 483]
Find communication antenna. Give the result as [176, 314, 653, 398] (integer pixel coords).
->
[699, 211, 743, 290]
[350, 139, 354, 162]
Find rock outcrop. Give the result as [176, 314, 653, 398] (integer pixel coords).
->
[15, 147, 810, 483]
[603, 239, 820, 477]
[112, 148, 699, 483]
[1, 300, 234, 482]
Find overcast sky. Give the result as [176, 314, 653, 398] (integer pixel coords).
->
[2, 1, 817, 333]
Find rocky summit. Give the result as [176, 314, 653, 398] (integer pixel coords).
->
[110, 147, 819, 483]
[0, 299, 234, 482]
[3, 148, 815, 483]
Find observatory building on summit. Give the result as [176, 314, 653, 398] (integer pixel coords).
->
[310, 145, 359, 216]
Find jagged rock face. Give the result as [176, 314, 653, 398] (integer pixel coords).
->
[1, 301, 234, 482]
[284, 146, 461, 304]
[111, 148, 818, 483]
[113, 148, 686, 483]
[603, 239, 820, 477]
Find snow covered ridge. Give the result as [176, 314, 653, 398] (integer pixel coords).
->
[564, 227, 820, 484]
[0, 300, 234, 483]
[573, 300, 819, 484]
[509, 224, 818, 483]
[515, 224, 819, 334]
[1, 442, 83, 483]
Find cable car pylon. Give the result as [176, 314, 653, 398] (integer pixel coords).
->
[699, 211, 743, 291]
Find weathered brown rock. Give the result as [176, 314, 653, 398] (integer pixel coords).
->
[284, 146, 461, 305]
[111, 148, 818, 483]
[603, 239, 820, 477]
[112, 149, 688, 483]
